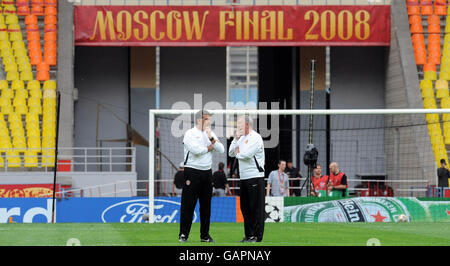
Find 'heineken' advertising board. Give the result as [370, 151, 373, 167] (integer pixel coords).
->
[284, 197, 450, 223]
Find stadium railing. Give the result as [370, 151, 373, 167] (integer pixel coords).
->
[0, 147, 136, 172]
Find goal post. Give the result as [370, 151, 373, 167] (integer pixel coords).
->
[148, 108, 450, 223]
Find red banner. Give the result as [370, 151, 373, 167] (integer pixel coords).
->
[0, 184, 70, 198]
[74, 5, 390, 46]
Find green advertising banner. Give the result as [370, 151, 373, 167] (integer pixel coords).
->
[284, 197, 450, 223]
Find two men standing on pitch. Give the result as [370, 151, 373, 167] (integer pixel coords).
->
[179, 110, 224, 243]
[229, 115, 265, 243]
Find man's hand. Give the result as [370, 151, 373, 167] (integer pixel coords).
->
[235, 146, 240, 155]
[205, 127, 213, 139]
[234, 130, 241, 140]
[207, 144, 214, 152]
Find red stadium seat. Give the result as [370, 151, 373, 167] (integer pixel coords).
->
[428, 22, 441, 33]
[44, 40, 56, 51]
[44, 53, 56, 66]
[44, 6, 57, 16]
[421, 0, 434, 16]
[37, 71, 49, 81]
[44, 31, 56, 42]
[37, 62, 49, 72]
[410, 22, 423, 33]
[44, 15, 56, 25]
[44, 0, 57, 6]
[30, 52, 42, 65]
[44, 23, 56, 33]
[25, 15, 37, 25]
[26, 23, 39, 32]
[17, 6, 30, 16]
[428, 15, 441, 25]
[435, 1, 447, 16]
[31, 5, 44, 16]
[407, 0, 420, 15]
[28, 40, 41, 52]
[31, 0, 44, 5]
[27, 30, 40, 42]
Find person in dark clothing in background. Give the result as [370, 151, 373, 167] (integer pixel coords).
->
[437, 158, 450, 197]
[212, 162, 232, 196]
[173, 162, 185, 196]
[285, 160, 302, 196]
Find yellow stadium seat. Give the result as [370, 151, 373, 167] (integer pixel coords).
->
[421, 86, 434, 98]
[420, 79, 433, 90]
[0, 40, 10, 50]
[28, 97, 40, 107]
[11, 80, 24, 90]
[426, 113, 440, 124]
[436, 80, 449, 98]
[441, 97, 450, 108]
[6, 71, 19, 81]
[15, 88, 28, 98]
[5, 62, 17, 72]
[24, 150, 38, 167]
[12, 40, 25, 50]
[43, 80, 56, 90]
[13, 96, 26, 107]
[7, 151, 21, 167]
[27, 136, 40, 149]
[28, 105, 42, 114]
[0, 97, 10, 106]
[2, 55, 14, 65]
[0, 157, 4, 168]
[19, 63, 32, 72]
[27, 80, 40, 91]
[0, 24, 8, 41]
[425, 71, 437, 80]
[443, 113, 450, 123]
[8, 112, 20, 122]
[0, 80, 8, 90]
[15, 105, 27, 115]
[13, 140, 26, 153]
[0, 104, 13, 114]
[43, 89, 56, 99]
[20, 71, 33, 81]
[29, 89, 42, 99]
[1, 88, 13, 98]
[423, 97, 437, 108]
[9, 30, 21, 42]
[5, 14, 18, 25]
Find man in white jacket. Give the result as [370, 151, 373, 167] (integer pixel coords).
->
[179, 110, 224, 243]
[229, 115, 265, 243]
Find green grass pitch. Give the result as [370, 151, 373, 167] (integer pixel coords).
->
[0, 222, 449, 246]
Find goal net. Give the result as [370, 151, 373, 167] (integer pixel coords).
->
[148, 108, 450, 223]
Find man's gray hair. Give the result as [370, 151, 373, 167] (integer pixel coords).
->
[195, 109, 210, 122]
[238, 114, 254, 128]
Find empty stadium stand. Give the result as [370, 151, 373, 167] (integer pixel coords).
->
[407, 0, 450, 166]
[0, 0, 57, 169]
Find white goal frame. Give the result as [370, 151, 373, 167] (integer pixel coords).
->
[148, 108, 450, 223]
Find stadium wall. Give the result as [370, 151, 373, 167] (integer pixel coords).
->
[74, 47, 130, 171]
[58, 0, 75, 159]
[384, 0, 436, 194]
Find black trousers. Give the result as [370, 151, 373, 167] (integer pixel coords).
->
[240, 177, 265, 241]
[179, 167, 213, 239]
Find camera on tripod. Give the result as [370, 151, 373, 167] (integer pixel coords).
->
[303, 143, 318, 168]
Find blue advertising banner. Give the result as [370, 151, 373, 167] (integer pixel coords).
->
[0, 198, 53, 223]
[56, 197, 236, 223]
[0, 197, 236, 223]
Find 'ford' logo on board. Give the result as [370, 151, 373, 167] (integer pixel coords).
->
[101, 199, 198, 223]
